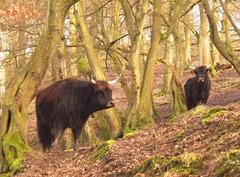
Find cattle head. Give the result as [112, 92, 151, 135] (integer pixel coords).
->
[89, 80, 115, 110]
[189, 65, 211, 84]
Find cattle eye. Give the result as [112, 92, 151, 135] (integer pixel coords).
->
[96, 90, 104, 95]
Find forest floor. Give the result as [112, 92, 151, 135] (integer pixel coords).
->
[14, 65, 240, 177]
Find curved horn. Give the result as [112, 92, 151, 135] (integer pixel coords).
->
[206, 64, 212, 69]
[187, 64, 196, 70]
[90, 78, 96, 84]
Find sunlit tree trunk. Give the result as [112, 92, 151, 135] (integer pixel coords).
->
[66, 6, 79, 77]
[0, 0, 6, 8]
[163, 35, 174, 94]
[76, 0, 122, 139]
[119, 0, 149, 133]
[137, 0, 162, 128]
[51, 44, 65, 82]
[174, 21, 185, 76]
[199, 3, 211, 66]
[221, 1, 231, 48]
[170, 73, 187, 116]
[183, 14, 192, 64]
[211, 0, 220, 65]
[16, 31, 27, 70]
[0, 0, 79, 174]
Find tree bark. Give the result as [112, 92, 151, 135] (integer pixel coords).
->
[0, 0, 79, 174]
[199, 2, 211, 65]
[120, 0, 149, 133]
[183, 14, 192, 64]
[163, 35, 174, 94]
[137, 0, 162, 127]
[211, 0, 220, 65]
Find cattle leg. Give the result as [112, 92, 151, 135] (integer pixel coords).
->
[201, 91, 209, 104]
[52, 121, 64, 148]
[72, 127, 82, 150]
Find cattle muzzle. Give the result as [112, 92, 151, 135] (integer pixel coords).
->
[198, 78, 205, 83]
[106, 100, 115, 108]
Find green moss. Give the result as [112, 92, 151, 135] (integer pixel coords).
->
[96, 113, 112, 140]
[124, 119, 152, 135]
[154, 89, 167, 97]
[192, 105, 206, 116]
[130, 153, 203, 176]
[201, 108, 227, 125]
[214, 149, 240, 177]
[2, 132, 29, 173]
[172, 132, 183, 143]
[124, 131, 137, 139]
[93, 140, 114, 160]
[0, 171, 14, 177]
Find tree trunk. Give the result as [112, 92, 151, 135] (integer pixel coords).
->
[121, 0, 149, 133]
[221, 1, 231, 48]
[199, 2, 211, 66]
[211, 0, 220, 65]
[163, 35, 174, 94]
[0, 0, 79, 174]
[183, 14, 192, 64]
[170, 74, 187, 116]
[174, 21, 186, 76]
[136, 0, 162, 127]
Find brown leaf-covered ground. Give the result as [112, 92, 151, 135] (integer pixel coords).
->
[14, 66, 240, 177]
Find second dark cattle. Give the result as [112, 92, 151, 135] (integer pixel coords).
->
[184, 66, 211, 110]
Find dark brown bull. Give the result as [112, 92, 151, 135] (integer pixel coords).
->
[36, 78, 117, 151]
[184, 65, 211, 110]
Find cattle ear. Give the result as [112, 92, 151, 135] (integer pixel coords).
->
[191, 69, 196, 75]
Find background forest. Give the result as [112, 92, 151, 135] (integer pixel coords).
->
[0, 0, 240, 176]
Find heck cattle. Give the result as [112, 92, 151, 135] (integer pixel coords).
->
[184, 65, 211, 110]
[36, 78, 115, 151]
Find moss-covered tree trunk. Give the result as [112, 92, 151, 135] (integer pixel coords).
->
[221, 1, 231, 49]
[76, 0, 122, 139]
[0, 0, 79, 174]
[174, 21, 186, 76]
[163, 35, 174, 94]
[183, 14, 192, 64]
[170, 73, 187, 116]
[199, 2, 211, 66]
[119, 0, 149, 133]
[136, 0, 163, 129]
[211, 0, 220, 65]
[202, 0, 240, 75]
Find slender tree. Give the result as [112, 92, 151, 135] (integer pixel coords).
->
[211, 0, 220, 65]
[199, 2, 211, 66]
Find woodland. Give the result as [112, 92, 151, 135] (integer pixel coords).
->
[0, 0, 240, 176]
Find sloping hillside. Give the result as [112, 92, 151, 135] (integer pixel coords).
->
[14, 68, 240, 177]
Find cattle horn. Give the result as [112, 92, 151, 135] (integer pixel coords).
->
[187, 64, 196, 70]
[90, 78, 96, 84]
[108, 65, 125, 85]
[206, 64, 212, 69]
